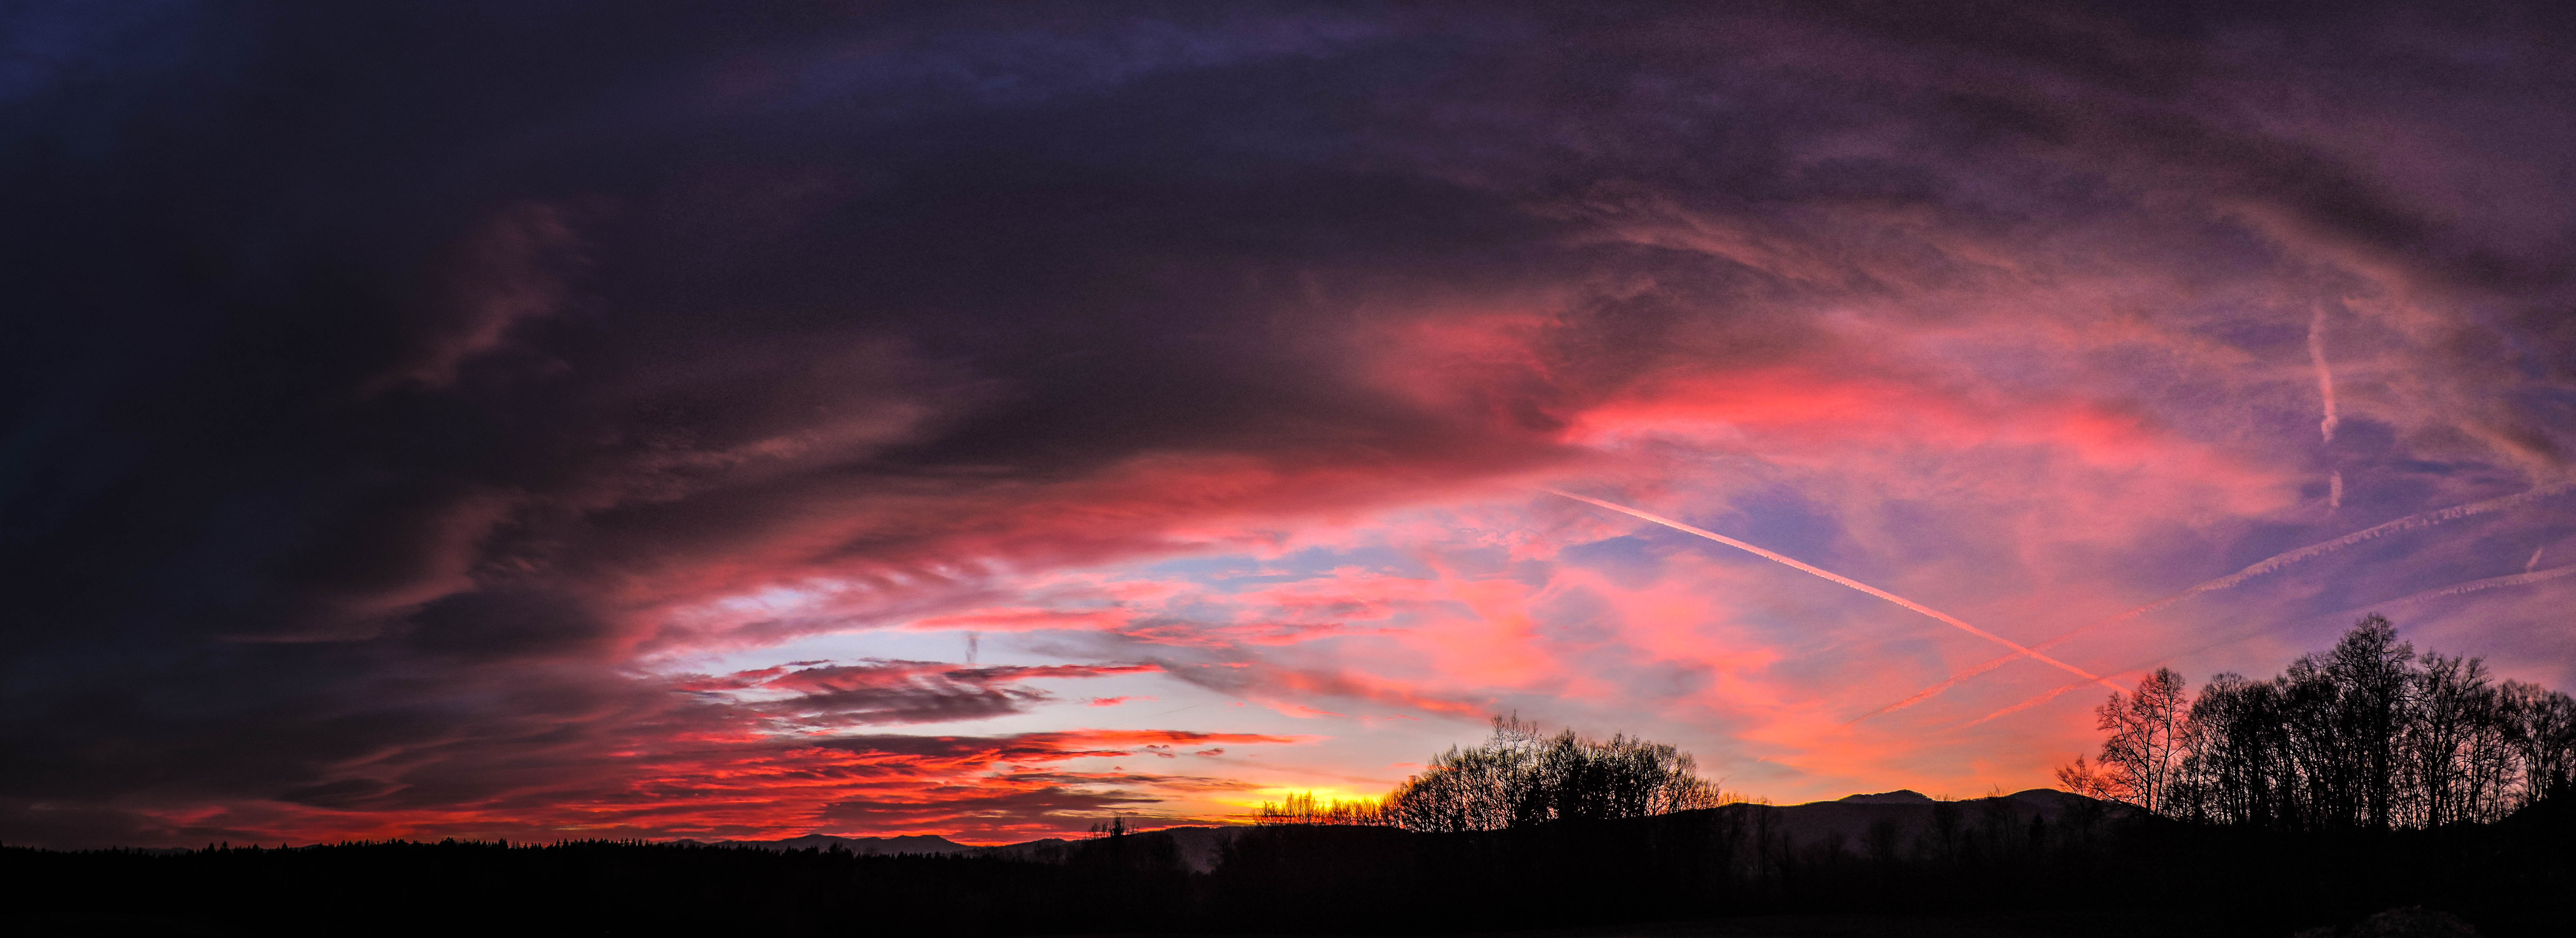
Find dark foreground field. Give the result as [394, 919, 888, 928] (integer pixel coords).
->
[9, 912, 2290, 938]
[12, 793, 2564, 937]
[1336, 909, 2472, 938]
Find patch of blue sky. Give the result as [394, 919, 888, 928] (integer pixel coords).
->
[1555, 534, 1669, 590]
[1131, 542, 1425, 591]
[1702, 483, 1857, 574]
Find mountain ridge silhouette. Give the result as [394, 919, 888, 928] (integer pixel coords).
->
[686, 788, 2124, 871]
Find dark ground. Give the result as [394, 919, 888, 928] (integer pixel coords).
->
[11, 794, 2558, 937]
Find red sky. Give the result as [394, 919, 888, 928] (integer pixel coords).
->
[4, 1, 2573, 848]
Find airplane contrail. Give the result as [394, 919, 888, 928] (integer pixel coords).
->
[2309, 305, 2339, 444]
[2313, 564, 2576, 622]
[1541, 488, 2121, 694]
[1954, 628, 2318, 730]
[1843, 656, 2021, 724]
[2116, 481, 2574, 613]
[1850, 481, 2576, 723]
[1957, 680, 2098, 728]
[1955, 563, 2576, 730]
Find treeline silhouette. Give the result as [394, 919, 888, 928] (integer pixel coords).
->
[1252, 716, 1721, 831]
[2064, 615, 2576, 831]
[17, 794, 2569, 936]
[12, 617, 2572, 936]
[1380, 715, 1722, 831]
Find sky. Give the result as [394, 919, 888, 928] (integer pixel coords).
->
[4, 1, 2574, 849]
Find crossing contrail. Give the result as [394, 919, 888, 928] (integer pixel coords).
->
[1541, 488, 2121, 694]
[1957, 680, 2098, 728]
[1850, 480, 2576, 723]
[1844, 655, 2024, 724]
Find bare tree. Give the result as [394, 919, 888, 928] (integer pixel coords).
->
[2054, 753, 2119, 801]
[1381, 715, 1718, 832]
[2180, 672, 2289, 826]
[2323, 615, 2416, 829]
[2405, 652, 2511, 826]
[1382, 735, 1525, 832]
[2079, 615, 2572, 832]
[1256, 792, 1387, 826]
[2093, 668, 2191, 815]
[2503, 681, 2576, 806]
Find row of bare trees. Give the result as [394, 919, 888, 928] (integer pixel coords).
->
[1258, 716, 1721, 832]
[2062, 615, 2576, 830]
[1378, 715, 1721, 832]
[1253, 792, 1386, 826]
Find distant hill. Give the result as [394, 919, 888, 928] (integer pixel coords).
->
[708, 790, 2116, 869]
[1752, 788, 2124, 855]
[686, 825, 1250, 871]
[674, 832, 976, 855]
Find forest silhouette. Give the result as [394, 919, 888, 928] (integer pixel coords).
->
[2061, 615, 2573, 830]
[12, 618, 2571, 937]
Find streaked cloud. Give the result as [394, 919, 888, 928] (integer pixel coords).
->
[3, 1, 2571, 848]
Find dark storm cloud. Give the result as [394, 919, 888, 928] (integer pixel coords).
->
[4, 1, 2573, 846]
[0, 1, 1561, 845]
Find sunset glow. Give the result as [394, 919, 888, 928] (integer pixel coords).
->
[5, 2, 2573, 851]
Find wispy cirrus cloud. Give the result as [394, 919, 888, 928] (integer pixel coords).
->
[5, 1, 2574, 849]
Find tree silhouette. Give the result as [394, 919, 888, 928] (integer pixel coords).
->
[2094, 667, 2191, 814]
[1254, 792, 1385, 826]
[1376, 715, 1719, 832]
[2503, 680, 2576, 803]
[2074, 614, 2574, 831]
